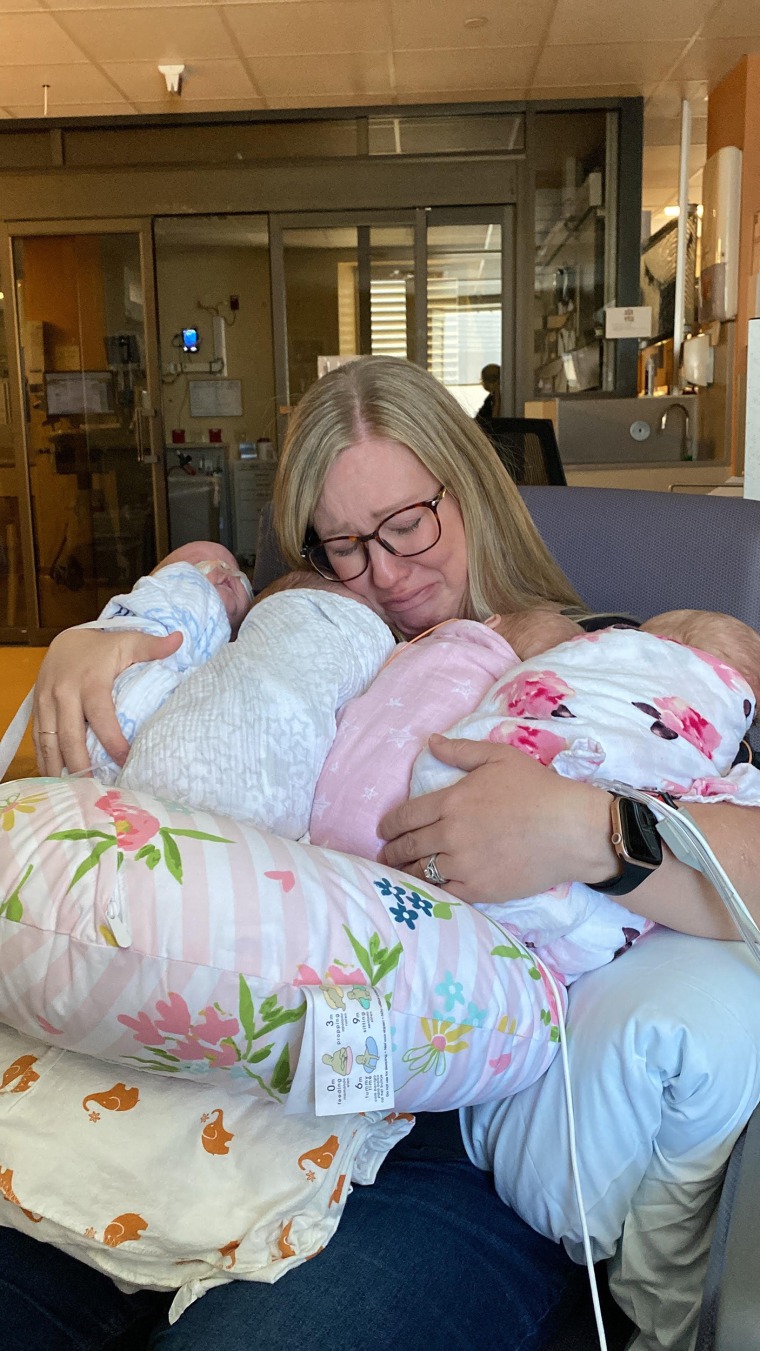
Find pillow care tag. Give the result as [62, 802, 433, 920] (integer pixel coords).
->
[302, 983, 395, 1116]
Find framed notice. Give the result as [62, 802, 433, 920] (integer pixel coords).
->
[188, 379, 243, 419]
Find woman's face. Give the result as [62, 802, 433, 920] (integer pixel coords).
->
[312, 437, 469, 636]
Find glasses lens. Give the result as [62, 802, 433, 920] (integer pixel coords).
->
[377, 503, 441, 557]
[310, 499, 443, 581]
[310, 542, 366, 582]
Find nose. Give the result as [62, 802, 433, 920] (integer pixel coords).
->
[364, 539, 411, 587]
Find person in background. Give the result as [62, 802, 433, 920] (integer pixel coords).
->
[476, 361, 501, 421]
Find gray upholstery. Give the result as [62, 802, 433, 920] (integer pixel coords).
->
[521, 486, 760, 756]
[257, 486, 760, 632]
[521, 486, 760, 630]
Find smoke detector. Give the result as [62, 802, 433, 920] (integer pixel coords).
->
[158, 64, 185, 95]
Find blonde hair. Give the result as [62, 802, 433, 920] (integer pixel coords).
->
[274, 356, 581, 619]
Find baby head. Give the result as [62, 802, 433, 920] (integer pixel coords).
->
[646, 609, 760, 715]
[154, 541, 253, 635]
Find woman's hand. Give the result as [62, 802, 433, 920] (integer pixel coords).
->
[33, 628, 183, 776]
[379, 734, 617, 904]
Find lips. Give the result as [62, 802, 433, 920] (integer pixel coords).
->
[382, 583, 435, 614]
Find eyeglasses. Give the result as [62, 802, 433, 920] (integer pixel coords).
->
[301, 487, 447, 582]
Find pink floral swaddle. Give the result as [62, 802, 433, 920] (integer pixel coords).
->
[311, 624, 760, 984]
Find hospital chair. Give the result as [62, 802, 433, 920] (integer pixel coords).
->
[253, 485, 760, 1351]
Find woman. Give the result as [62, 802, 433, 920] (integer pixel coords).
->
[25, 357, 760, 1351]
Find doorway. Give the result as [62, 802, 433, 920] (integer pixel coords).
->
[5, 220, 166, 643]
[270, 205, 515, 446]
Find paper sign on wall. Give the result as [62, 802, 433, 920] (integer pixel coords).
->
[604, 306, 653, 339]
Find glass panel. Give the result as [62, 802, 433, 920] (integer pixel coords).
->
[154, 214, 275, 568]
[0, 284, 27, 631]
[66, 120, 358, 169]
[280, 222, 415, 406]
[369, 113, 524, 156]
[533, 111, 608, 397]
[13, 233, 157, 631]
[427, 221, 502, 415]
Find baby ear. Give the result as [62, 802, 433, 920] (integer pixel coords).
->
[484, 614, 501, 630]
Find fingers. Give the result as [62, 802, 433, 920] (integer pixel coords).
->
[137, 630, 183, 662]
[78, 692, 130, 770]
[425, 733, 505, 771]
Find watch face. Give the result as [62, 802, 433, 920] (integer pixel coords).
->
[617, 797, 663, 869]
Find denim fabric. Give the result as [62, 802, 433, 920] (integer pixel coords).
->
[0, 1122, 584, 1351]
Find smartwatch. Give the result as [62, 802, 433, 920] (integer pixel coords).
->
[588, 794, 664, 897]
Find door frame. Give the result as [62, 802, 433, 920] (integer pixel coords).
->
[269, 209, 421, 451]
[0, 216, 168, 644]
[269, 202, 518, 450]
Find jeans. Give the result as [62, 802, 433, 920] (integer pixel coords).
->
[0, 1117, 584, 1351]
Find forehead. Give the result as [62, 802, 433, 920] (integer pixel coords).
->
[315, 437, 439, 536]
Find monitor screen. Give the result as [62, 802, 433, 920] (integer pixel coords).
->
[44, 371, 115, 417]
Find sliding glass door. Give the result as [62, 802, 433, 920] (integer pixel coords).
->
[3, 219, 166, 641]
[270, 205, 515, 448]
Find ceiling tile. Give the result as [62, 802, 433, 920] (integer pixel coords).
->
[250, 51, 392, 98]
[533, 41, 686, 87]
[222, 1, 390, 56]
[529, 83, 642, 99]
[0, 60, 126, 100]
[390, 0, 554, 50]
[0, 12, 91, 63]
[547, 0, 714, 46]
[268, 91, 393, 107]
[55, 6, 236, 61]
[105, 58, 256, 100]
[395, 46, 537, 92]
[672, 37, 759, 84]
[409, 87, 527, 102]
[51, 0, 215, 7]
[703, 0, 760, 38]
[0, 1, 44, 11]
[6, 100, 131, 114]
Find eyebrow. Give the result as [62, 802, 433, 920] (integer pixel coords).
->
[321, 486, 439, 537]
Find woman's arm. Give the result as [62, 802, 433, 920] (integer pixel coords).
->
[379, 735, 756, 941]
[33, 628, 183, 776]
[34, 571, 375, 777]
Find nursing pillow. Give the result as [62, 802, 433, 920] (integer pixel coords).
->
[0, 776, 562, 1113]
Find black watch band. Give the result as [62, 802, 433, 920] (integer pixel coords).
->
[588, 794, 664, 897]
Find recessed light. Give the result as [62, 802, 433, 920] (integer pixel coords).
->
[464, 15, 488, 28]
[663, 205, 680, 216]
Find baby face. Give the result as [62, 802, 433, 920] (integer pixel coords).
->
[194, 559, 253, 634]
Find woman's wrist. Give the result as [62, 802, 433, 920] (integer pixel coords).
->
[574, 785, 620, 886]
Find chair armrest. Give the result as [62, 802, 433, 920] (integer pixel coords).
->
[699, 1104, 760, 1350]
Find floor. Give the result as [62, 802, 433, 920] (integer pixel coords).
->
[2, 647, 46, 780]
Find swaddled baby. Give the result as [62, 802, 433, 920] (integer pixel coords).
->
[114, 578, 760, 985]
[85, 542, 253, 784]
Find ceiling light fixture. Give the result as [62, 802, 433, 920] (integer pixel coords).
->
[463, 16, 488, 28]
[158, 64, 185, 95]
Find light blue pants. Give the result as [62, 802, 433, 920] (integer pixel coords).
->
[462, 928, 760, 1351]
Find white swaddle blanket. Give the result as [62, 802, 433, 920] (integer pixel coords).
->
[86, 563, 233, 785]
[119, 590, 396, 837]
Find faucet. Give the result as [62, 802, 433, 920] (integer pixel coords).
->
[659, 402, 692, 460]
